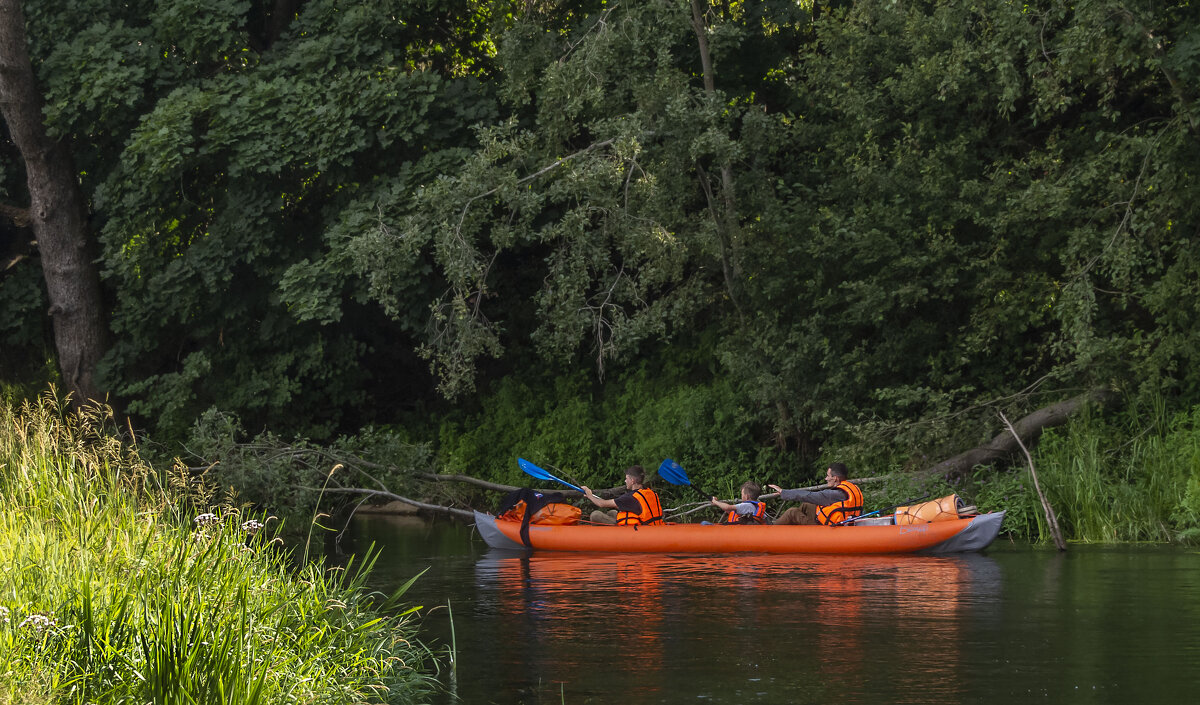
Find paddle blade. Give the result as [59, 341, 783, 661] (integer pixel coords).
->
[517, 458, 584, 493]
[656, 458, 691, 487]
[517, 457, 553, 481]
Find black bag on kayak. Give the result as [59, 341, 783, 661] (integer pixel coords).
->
[496, 488, 575, 547]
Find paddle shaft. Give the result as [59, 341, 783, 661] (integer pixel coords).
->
[540, 474, 584, 494]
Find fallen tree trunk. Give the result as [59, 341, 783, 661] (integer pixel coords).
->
[922, 389, 1112, 480]
[415, 471, 581, 498]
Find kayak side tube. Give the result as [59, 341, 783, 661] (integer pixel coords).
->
[474, 510, 1007, 554]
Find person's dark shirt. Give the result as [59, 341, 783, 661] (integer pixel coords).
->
[613, 491, 643, 514]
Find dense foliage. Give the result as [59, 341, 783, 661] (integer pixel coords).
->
[4, 1, 1200, 538]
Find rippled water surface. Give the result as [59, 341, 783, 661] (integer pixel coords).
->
[339, 515, 1200, 704]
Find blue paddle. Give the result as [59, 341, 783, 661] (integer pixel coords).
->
[517, 458, 585, 493]
[657, 458, 712, 499]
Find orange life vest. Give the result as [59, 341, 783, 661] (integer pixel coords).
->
[816, 480, 864, 525]
[616, 488, 664, 526]
[723, 501, 767, 524]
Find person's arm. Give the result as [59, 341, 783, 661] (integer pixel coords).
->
[795, 487, 849, 506]
[711, 498, 758, 515]
[769, 485, 848, 505]
[582, 486, 617, 509]
[711, 497, 735, 513]
[769, 484, 814, 502]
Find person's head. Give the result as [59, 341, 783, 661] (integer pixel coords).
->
[740, 481, 762, 501]
[624, 465, 646, 488]
[824, 462, 849, 486]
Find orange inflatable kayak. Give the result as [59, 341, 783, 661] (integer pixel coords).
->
[473, 510, 1005, 554]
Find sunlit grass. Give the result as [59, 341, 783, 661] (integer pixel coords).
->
[0, 393, 438, 703]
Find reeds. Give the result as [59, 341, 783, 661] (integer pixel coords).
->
[1024, 398, 1197, 543]
[0, 393, 437, 703]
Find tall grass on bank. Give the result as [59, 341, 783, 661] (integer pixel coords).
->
[998, 400, 1200, 543]
[0, 395, 438, 704]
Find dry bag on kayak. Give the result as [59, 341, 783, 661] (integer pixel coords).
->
[495, 488, 582, 547]
[894, 494, 966, 524]
[496, 488, 581, 525]
[529, 503, 582, 525]
[497, 488, 561, 519]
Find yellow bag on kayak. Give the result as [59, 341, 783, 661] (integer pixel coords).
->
[894, 494, 966, 525]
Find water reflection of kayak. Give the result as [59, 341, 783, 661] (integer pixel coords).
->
[473, 509, 1005, 554]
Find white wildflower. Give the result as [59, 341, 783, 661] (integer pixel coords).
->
[19, 613, 56, 633]
[241, 519, 264, 534]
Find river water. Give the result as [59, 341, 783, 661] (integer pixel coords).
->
[338, 514, 1200, 704]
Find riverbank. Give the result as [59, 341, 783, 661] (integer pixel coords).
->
[0, 396, 440, 704]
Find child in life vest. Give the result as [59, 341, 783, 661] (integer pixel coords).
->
[708, 481, 769, 524]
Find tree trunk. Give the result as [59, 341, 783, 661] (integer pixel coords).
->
[923, 389, 1113, 480]
[268, 0, 302, 46]
[0, 0, 107, 404]
[689, 0, 746, 321]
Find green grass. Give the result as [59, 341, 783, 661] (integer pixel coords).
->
[990, 399, 1199, 544]
[0, 393, 439, 704]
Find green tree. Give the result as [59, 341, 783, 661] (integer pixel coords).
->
[9, 0, 510, 437]
[356, 0, 814, 398]
[720, 0, 1200, 463]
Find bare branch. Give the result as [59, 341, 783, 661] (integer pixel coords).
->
[1000, 411, 1066, 550]
[295, 486, 475, 521]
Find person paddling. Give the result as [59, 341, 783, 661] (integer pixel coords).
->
[709, 481, 769, 524]
[581, 465, 664, 525]
[768, 462, 863, 525]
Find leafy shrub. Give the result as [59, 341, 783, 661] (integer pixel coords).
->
[969, 466, 1038, 538]
[1168, 406, 1200, 541]
[430, 360, 788, 499]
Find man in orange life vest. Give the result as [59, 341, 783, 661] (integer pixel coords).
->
[768, 462, 863, 525]
[581, 465, 664, 525]
[709, 481, 769, 524]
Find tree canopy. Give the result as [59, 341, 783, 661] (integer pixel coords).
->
[3, 0, 1199, 477]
